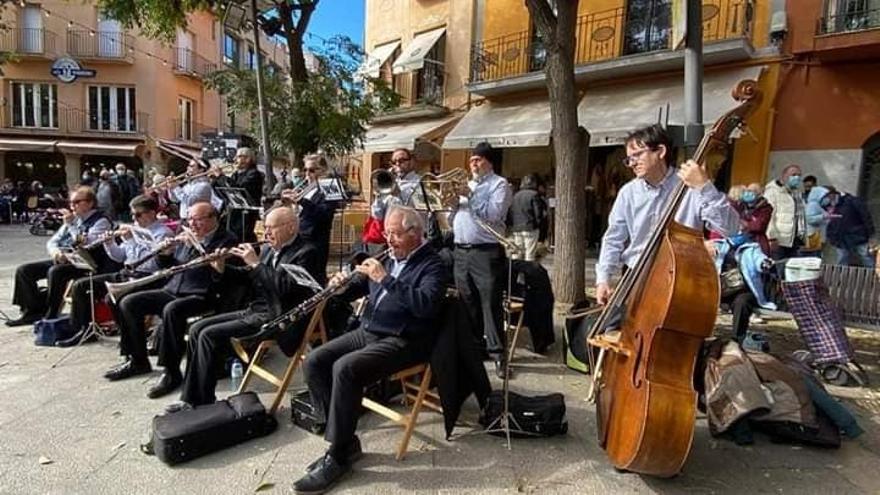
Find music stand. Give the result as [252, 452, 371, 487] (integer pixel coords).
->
[216, 186, 261, 241]
[319, 174, 350, 271]
[51, 249, 106, 368]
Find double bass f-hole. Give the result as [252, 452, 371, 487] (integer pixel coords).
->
[630, 333, 644, 388]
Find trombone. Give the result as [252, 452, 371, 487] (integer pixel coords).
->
[148, 162, 235, 192]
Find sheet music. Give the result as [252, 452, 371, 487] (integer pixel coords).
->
[279, 263, 323, 293]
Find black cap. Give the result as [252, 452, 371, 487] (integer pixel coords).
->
[471, 142, 501, 167]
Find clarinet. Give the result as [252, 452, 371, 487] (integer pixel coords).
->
[256, 249, 392, 336]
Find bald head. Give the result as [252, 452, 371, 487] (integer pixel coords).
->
[264, 206, 299, 249]
[187, 202, 219, 238]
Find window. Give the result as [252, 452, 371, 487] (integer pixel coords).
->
[828, 0, 880, 32]
[623, 0, 672, 56]
[178, 97, 195, 141]
[223, 32, 240, 67]
[11, 82, 57, 128]
[414, 34, 445, 105]
[88, 85, 137, 132]
[246, 44, 256, 70]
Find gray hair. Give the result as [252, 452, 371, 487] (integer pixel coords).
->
[386, 205, 424, 235]
[236, 147, 256, 162]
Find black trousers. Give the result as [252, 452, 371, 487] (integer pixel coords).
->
[180, 310, 259, 406]
[726, 290, 758, 342]
[68, 271, 123, 332]
[118, 289, 209, 367]
[12, 259, 87, 318]
[303, 328, 431, 458]
[453, 245, 506, 360]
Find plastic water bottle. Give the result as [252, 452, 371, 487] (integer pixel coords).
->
[230, 360, 243, 392]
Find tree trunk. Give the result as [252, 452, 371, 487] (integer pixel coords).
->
[276, 1, 316, 83]
[526, 0, 586, 306]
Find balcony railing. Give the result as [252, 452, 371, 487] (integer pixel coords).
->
[1, 104, 149, 136]
[471, 0, 753, 84]
[173, 47, 217, 79]
[173, 119, 217, 142]
[0, 28, 57, 56]
[817, 7, 880, 34]
[67, 30, 135, 62]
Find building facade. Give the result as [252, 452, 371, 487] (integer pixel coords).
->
[0, 1, 288, 190]
[770, 0, 880, 232]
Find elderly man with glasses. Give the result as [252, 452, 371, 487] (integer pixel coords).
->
[595, 124, 739, 306]
[6, 186, 113, 327]
[55, 195, 174, 347]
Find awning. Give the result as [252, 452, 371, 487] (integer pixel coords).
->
[362, 115, 459, 153]
[578, 65, 765, 146]
[358, 41, 401, 79]
[0, 138, 58, 153]
[56, 141, 141, 156]
[443, 98, 551, 149]
[392, 27, 445, 74]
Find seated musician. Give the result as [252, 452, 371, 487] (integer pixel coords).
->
[6, 187, 112, 327]
[56, 195, 174, 347]
[172, 206, 321, 403]
[294, 205, 447, 494]
[104, 202, 238, 390]
[596, 124, 740, 306]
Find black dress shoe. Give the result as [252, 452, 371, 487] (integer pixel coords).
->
[495, 360, 513, 380]
[147, 372, 182, 399]
[55, 330, 97, 348]
[104, 361, 152, 381]
[5, 313, 41, 327]
[164, 401, 194, 414]
[294, 453, 350, 494]
[305, 437, 362, 473]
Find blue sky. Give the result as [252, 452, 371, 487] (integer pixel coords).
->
[305, 1, 365, 48]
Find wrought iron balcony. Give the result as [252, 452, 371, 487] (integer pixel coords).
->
[67, 30, 135, 62]
[817, 7, 880, 34]
[470, 0, 754, 84]
[173, 47, 217, 79]
[0, 28, 57, 57]
[1, 104, 149, 136]
[173, 119, 217, 142]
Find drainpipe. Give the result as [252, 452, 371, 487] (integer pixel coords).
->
[684, 0, 704, 158]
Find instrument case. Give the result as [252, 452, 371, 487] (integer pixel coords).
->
[290, 389, 325, 435]
[150, 392, 277, 465]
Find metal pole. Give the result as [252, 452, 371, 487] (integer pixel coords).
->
[250, 0, 274, 189]
[684, 0, 704, 158]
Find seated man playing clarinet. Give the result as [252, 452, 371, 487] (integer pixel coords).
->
[56, 195, 174, 347]
[173, 206, 322, 404]
[6, 186, 113, 327]
[104, 202, 238, 392]
[294, 205, 447, 494]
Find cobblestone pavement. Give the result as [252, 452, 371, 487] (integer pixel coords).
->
[0, 223, 878, 494]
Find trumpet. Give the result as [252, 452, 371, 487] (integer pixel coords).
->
[276, 180, 319, 204]
[248, 249, 393, 341]
[106, 242, 267, 303]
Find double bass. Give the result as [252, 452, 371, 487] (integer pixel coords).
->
[587, 80, 762, 477]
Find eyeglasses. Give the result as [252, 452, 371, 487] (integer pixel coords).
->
[264, 220, 293, 231]
[383, 227, 414, 240]
[188, 215, 212, 223]
[621, 148, 655, 168]
[390, 158, 410, 165]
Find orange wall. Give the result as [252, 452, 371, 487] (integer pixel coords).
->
[772, 62, 880, 150]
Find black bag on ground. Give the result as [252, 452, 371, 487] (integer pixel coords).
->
[151, 392, 277, 465]
[290, 389, 325, 435]
[33, 315, 74, 346]
[479, 390, 568, 438]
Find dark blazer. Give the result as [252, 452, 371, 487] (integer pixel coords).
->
[508, 186, 546, 232]
[299, 189, 338, 246]
[827, 194, 875, 249]
[219, 166, 264, 206]
[159, 229, 238, 297]
[341, 244, 448, 339]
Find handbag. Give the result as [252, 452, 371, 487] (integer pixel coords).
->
[720, 268, 746, 298]
[805, 231, 823, 251]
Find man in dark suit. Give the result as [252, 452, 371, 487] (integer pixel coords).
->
[104, 202, 238, 387]
[214, 147, 264, 242]
[173, 206, 322, 404]
[294, 205, 447, 494]
[282, 154, 339, 285]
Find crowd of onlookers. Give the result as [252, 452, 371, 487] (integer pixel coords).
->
[0, 179, 65, 224]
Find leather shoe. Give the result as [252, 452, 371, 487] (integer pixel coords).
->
[294, 452, 350, 494]
[55, 330, 97, 348]
[164, 401, 193, 414]
[104, 361, 151, 381]
[147, 372, 182, 399]
[305, 437, 362, 473]
[5, 313, 41, 327]
[495, 360, 513, 380]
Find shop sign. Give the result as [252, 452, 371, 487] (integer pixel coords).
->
[51, 57, 96, 83]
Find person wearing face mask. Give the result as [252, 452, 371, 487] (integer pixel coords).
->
[803, 185, 836, 256]
[735, 183, 774, 255]
[824, 187, 876, 267]
[763, 165, 807, 259]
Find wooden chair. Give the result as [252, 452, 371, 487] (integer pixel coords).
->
[361, 363, 442, 461]
[230, 299, 328, 415]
